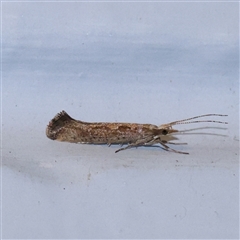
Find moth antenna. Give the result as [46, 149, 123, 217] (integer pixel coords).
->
[171, 119, 228, 126]
[169, 114, 228, 126]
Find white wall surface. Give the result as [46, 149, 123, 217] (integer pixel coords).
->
[2, 2, 239, 239]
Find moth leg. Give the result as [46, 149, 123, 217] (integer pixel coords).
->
[145, 137, 188, 153]
[115, 137, 153, 153]
[115, 137, 189, 154]
[162, 140, 187, 145]
[141, 136, 161, 146]
[115, 144, 137, 153]
[159, 141, 189, 154]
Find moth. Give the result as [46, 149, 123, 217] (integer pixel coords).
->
[46, 111, 228, 154]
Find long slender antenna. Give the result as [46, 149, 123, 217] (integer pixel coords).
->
[169, 114, 228, 126]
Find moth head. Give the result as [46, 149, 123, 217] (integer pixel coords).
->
[158, 125, 178, 135]
[158, 114, 228, 136]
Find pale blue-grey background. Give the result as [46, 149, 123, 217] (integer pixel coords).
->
[2, 2, 239, 239]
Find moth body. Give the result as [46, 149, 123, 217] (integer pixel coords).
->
[46, 110, 227, 154]
[46, 111, 172, 149]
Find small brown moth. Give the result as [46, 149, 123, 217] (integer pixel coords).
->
[46, 111, 227, 154]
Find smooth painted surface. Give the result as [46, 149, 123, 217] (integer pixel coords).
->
[2, 2, 239, 239]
